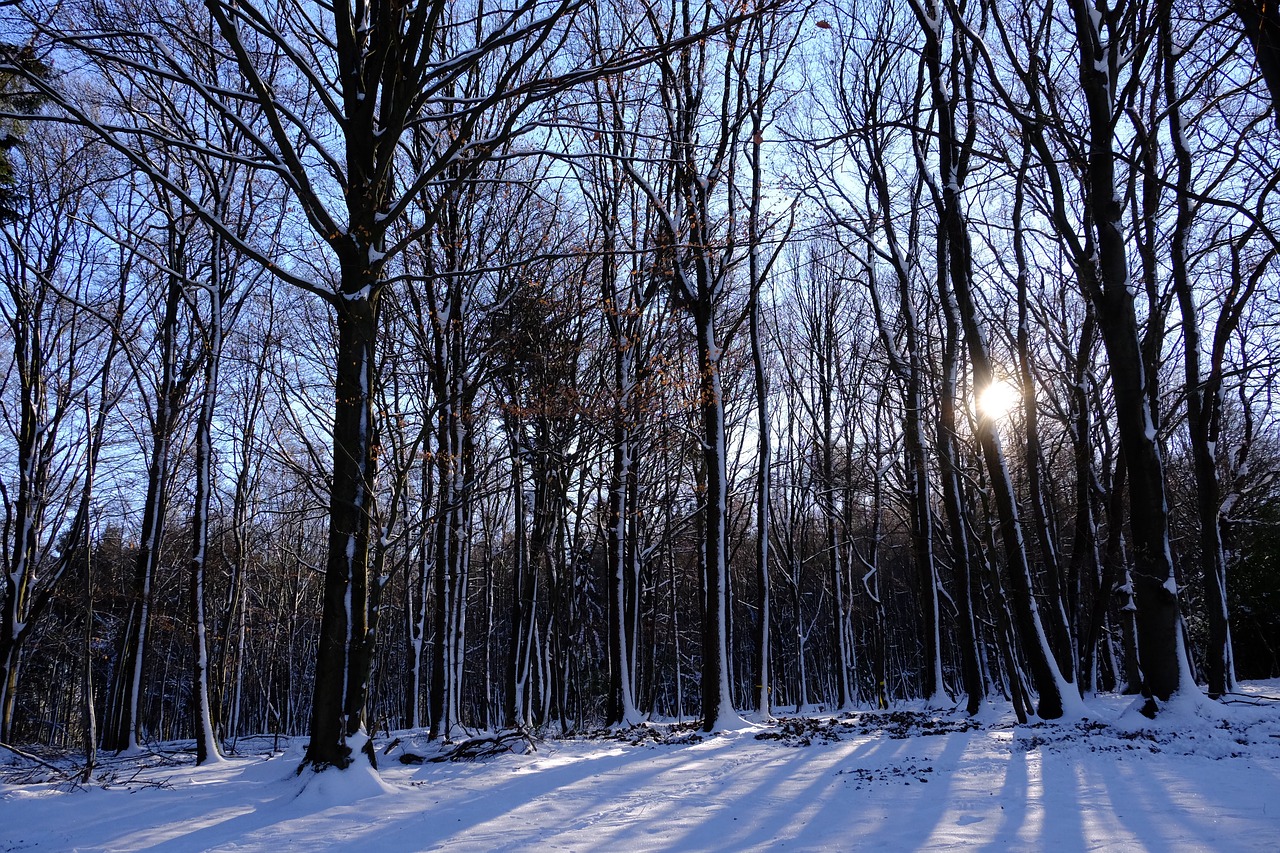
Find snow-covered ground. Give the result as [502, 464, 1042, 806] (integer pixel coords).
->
[4, 684, 1280, 852]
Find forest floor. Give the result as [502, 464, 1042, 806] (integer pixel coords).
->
[3, 682, 1279, 852]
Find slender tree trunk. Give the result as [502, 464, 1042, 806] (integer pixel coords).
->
[1163, 8, 1235, 698]
[0, 336, 44, 741]
[107, 267, 187, 752]
[942, 169, 1071, 719]
[748, 143, 772, 722]
[407, 454, 434, 729]
[695, 305, 736, 731]
[861, 397, 890, 709]
[822, 374, 852, 710]
[215, 308, 270, 743]
[506, 435, 534, 728]
[80, 540, 96, 782]
[937, 277, 983, 714]
[1083, 450, 1126, 692]
[188, 278, 224, 765]
[749, 296, 771, 719]
[741, 14, 791, 716]
[1068, 309, 1104, 693]
[108, 434, 168, 753]
[430, 347, 472, 740]
[605, 401, 641, 725]
[976, 488, 1032, 723]
[1013, 171, 1076, 686]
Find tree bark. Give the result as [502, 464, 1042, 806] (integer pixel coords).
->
[303, 286, 380, 770]
[695, 303, 735, 731]
[1234, 0, 1280, 131]
[188, 270, 225, 765]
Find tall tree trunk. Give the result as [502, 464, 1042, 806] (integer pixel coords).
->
[1083, 451, 1132, 692]
[695, 304, 736, 731]
[80, 538, 97, 782]
[1068, 308, 1104, 693]
[937, 262, 984, 714]
[915, 0, 1073, 714]
[107, 266, 186, 753]
[505, 434, 535, 728]
[1068, 0, 1186, 710]
[605, 394, 641, 726]
[302, 285, 380, 770]
[1163, 6, 1235, 699]
[747, 109, 772, 722]
[1012, 164, 1076, 686]
[407, 453, 434, 730]
[818, 342, 852, 711]
[188, 276, 224, 765]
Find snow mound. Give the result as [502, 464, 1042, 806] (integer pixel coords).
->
[291, 761, 398, 805]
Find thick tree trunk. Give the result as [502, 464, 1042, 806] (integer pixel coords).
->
[1092, 293, 1185, 706]
[302, 286, 380, 771]
[1234, 0, 1280, 131]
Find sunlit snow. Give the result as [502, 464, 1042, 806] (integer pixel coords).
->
[4, 683, 1279, 852]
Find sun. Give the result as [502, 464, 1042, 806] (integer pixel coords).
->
[977, 379, 1020, 421]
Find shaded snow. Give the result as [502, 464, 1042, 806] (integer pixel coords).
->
[4, 684, 1280, 852]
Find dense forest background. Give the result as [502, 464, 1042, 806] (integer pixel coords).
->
[1, 0, 1279, 772]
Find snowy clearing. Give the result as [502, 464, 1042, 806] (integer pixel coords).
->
[4, 685, 1280, 852]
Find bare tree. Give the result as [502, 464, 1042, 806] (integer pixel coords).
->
[0, 126, 123, 740]
[621, 0, 780, 730]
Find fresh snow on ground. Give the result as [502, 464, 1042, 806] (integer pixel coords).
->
[4, 683, 1280, 852]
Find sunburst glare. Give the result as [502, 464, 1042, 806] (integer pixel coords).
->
[977, 379, 1020, 421]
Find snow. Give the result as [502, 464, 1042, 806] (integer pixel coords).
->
[5, 684, 1280, 852]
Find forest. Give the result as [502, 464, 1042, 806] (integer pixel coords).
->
[1, 0, 1279, 786]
